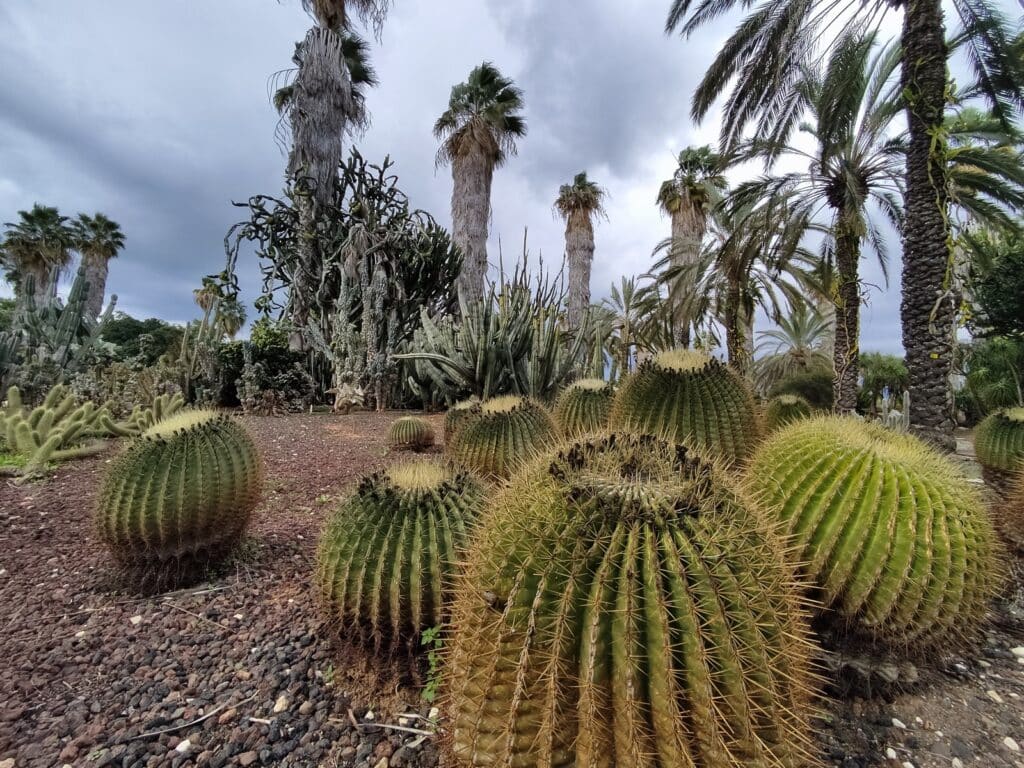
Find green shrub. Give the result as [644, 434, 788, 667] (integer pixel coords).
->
[746, 416, 1000, 647]
[769, 368, 834, 410]
[553, 378, 614, 438]
[388, 416, 435, 451]
[317, 461, 484, 655]
[764, 394, 813, 431]
[448, 433, 817, 767]
[610, 349, 760, 463]
[447, 395, 557, 480]
[96, 410, 263, 590]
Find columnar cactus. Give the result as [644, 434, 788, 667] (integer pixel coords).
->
[444, 398, 479, 443]
[97, 410, 263, 589]
[610, 349, 760, 463]
[448, 433, 817, 768]
[974, 408, 1024, 491]
[446, 395, 557, 480]
[317, 461, 484, 655]
[746, 417, 1000, 647]
[388, 415, 435, 451]
[553, 378, 614, 438]
[764, 394, 813, 432]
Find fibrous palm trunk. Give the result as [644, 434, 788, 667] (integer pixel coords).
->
[725, 278, 749, 374]
[80, 254, 109, 324]
[833, 221, 860, 413]
[669, 201, 705, 347]
[451, 151, 494, 302]
[564, 210, 594, 331]
[899, 0, 956, 450]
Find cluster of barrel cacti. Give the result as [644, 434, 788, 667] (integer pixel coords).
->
[96, 410, 263, 590]
[387, 415, 435, 451]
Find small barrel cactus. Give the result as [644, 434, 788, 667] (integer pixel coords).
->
[317, 461, 484, 655]
[388, 415, 435, 451]
[443, 398, 479, 443]
[448, 433, 817, 768]
[610, 348, 760, 463]
[764, 394, 813, 431]
[446, 395, 557, 480]
[746, 416, 1000, 648]
[553, 378, 614, 438]
[974, 407, 1024, 491]
[97, 410, 263, 589]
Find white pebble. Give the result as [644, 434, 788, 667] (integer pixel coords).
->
[901, 762, 914, 768]
[1011, 647, 1024, 658]
[891, 718, 907, 729]
[988, 690, 1005, 704]
[1004, 736, 1020, 752]
[364, 709, 375, 721]
[129, 615, 142, 625]
[885, 747, 897, 759]
[427, 706, 440, 720]
[273, 695, 289, 714]
[175, 739, 191, 754]
[952, 759, 964, 768]
[234, 613, 244, 620]
[74, 631, 86, 638]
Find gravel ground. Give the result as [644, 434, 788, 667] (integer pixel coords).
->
[1, 413, 1022, 768]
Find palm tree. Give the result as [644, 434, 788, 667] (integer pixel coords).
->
[603, 276, 665, 378]
[0, 204, 74, 305]
[754, 303, 833, 395]
[193, 277, 222, 328]
[666, 0, 1024, 447]
[656, 146, 727, 346]
[732, 32, 904, 412]
[554, 172, 607, 331]
[72, 213, 125, 323]
[434, 62, 527, 300]
[217, 297, 247, 340]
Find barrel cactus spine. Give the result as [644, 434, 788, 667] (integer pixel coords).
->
[553, 378, 614, 438]
[764, 394, 813, 432]
[745, 416, 1001, 648]
[610, 348, 761, 464]
[316, 460, 484, 656]
[974, 407, 1024, 493]
[446, 395, 557, 480]
[96, 410, 263, 590]
[1004, 468, 1024, 552]
[448, 432, 817, 768]
[388, 415, 435, 451]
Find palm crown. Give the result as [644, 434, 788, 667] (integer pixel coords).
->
[0, 204, 74, 287]
[554, 172, 607, 221]
[73, 213, 126, 262]
[434, 62, 527, 169]
[656, 145, 727, 216]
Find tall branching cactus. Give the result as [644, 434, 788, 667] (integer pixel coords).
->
[448, 433, 817, 768]
[553, 378, 614, 438]
[316, 461, 484, 656]
[974, 407, 1024, 491]
[764, 394, 812, 432]
[745, 417, 1000, 647]
[611, 349, 761, 463]
[97, 410, 263, 590]
[446, 395, 557, 480]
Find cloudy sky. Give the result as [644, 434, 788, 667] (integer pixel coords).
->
[0, 0, 996, 354]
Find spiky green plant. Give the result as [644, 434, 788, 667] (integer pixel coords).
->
[96, 410, 263, 589]
[764, 394, 813, 432]
[553, 378, 614, 438]
[1003, 468, 1024, 552]
[746, 417, 1000, 647]
[446, 395, 557, 480]
[316, 460, 484, 655]
[388, 415, 435, 451]
[444, 397, 478, 443]
[610, 349, 761, 463]
[974, 407, 1024, 490]
[448, 432, 817, 767]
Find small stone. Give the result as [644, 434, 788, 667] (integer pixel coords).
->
[952, 759, 963, 768]
[298, 701, 314, 716]
[364, 709, 375, 721]
[373, 759, 389, 768]
[987, 690, 1004, 704]
[0, 760, 13, 768]
[129, 615, 142, 625]
[885, 747, 897, 759]
[273, 695, 289, 714]
[891, 718, 907, 730]
[238, 751, 258, 766]
[427, 707, 439, 720]
[1003, 736, 1020, 752]
[901, 762, 914, 768]
[74, 630, 86, 638]
[217, 708, 237, 725]
[175, 739, 192, 754]
[978, 660, 992, 668]
[1011, 647, 1024, 658]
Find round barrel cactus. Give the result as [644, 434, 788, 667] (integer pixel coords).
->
[1003, 469, 1024, 552]
[746, 416, 1000, 647]
[317, 461, 484, 655]
[553, 378, 614, 438]
[447, 395, 557, 480]
[449, 433, 817, 768]
[974, 408, 1024, 490]
[764, 394, 813, 431]
[610, 349, 760, 463]
[444, 398, 479, 443]
[388, 415, 435, 451]
[97, 410, 263, 589]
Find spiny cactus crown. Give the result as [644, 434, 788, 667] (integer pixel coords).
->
[974, 407, 1024, 475]
[554, 378, 615, 438]
[388, 415, 435, 450]
[449, 432, 816, 768]
[446, 395, 557, 480]
[746, 416, 1000, 647]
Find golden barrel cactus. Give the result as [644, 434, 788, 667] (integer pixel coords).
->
[553, 378, 614, 438]
[388, 415, 435, 451]
[446, 395, 557, 480]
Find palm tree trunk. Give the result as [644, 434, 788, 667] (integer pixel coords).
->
[565, 211, 594, 331]
[669, 204, 705, 347]
[900, 0, 956, 450]
[725, 279, 745, 372]
[80, 253, 109, 324]
[452, 151, 493, 302]
[833, 221, 860, 413]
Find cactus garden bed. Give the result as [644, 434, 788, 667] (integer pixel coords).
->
[1, 413, 1023, 768]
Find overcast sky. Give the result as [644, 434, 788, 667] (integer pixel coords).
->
[1, 1, 1010, 354]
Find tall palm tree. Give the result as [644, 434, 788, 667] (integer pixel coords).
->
[217, 297, 247, 340]
[656, 145, 727, 346]
[732, 32, 904, 412]
[666, 0, 1024, 447]
[434, 62, 527, 300]
[554, 172, 607, 331]
[0, 204, 73, 305]
[72, 213, 125, 323]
